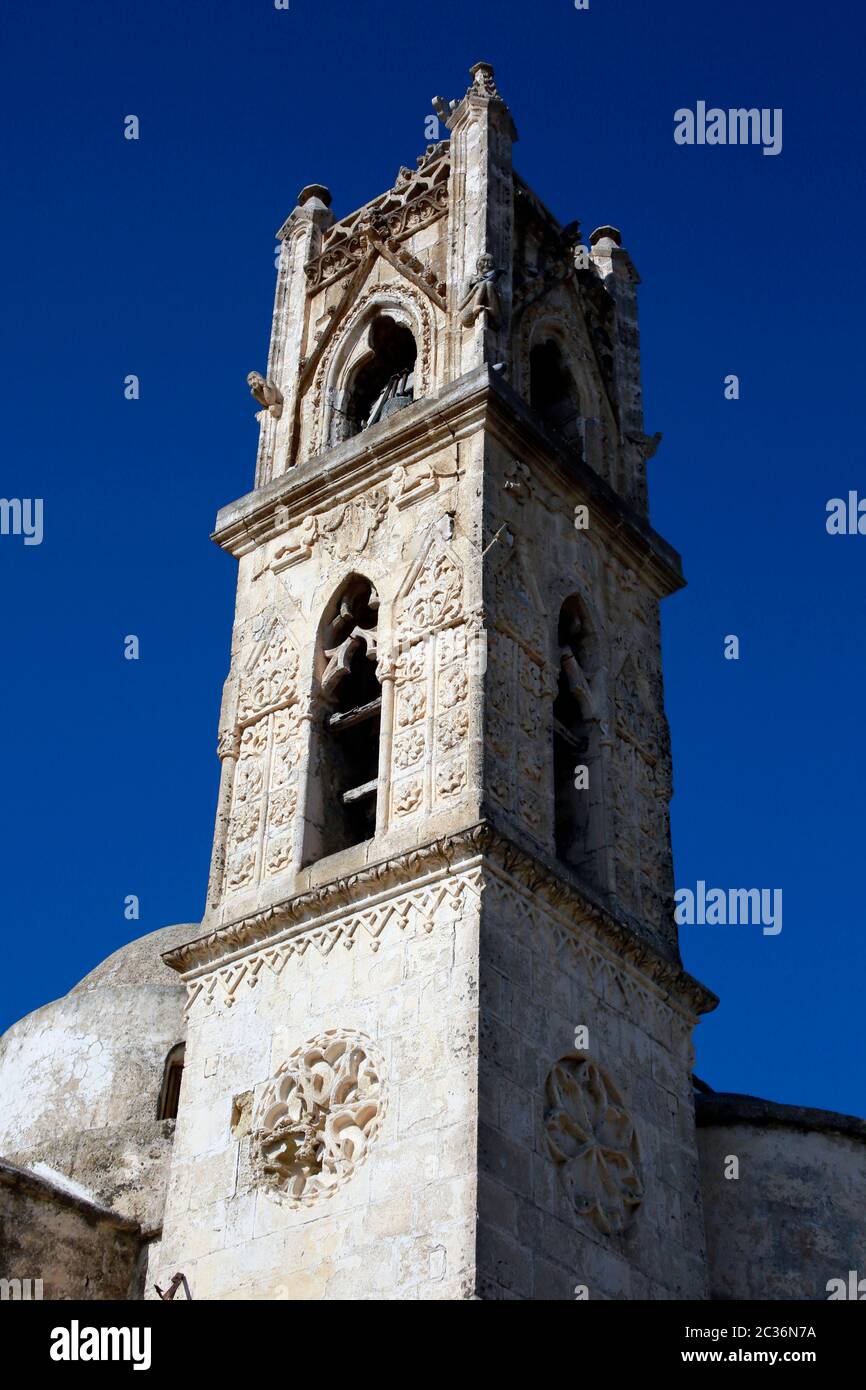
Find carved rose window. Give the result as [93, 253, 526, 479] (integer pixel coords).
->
[252, 1030, 384, 1206]
[543, 1055, 643, 1234]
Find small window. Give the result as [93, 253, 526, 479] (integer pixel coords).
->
[158, 1044, 185, 1121]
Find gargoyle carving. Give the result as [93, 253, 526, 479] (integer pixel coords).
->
[247, 370, 284, 420]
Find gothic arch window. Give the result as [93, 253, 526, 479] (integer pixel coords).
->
[157, 1043, 185, 1122]
[302, 575, 382, 864]
[553, 596, 605, 889]
[530, 337, 583, 447]
[332, 315, 417, 442]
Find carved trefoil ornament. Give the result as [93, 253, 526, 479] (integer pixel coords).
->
[251, 1030, 385, 1207]
[543, 1054, 644, 1235]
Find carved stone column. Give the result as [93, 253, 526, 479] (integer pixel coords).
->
[290, 708, 315, 873]
[375, 652, 397, 836]
[206, 727, 240, 913]
[589, 226, 650, 513]
[443, 63, 517, 377]
[259, 185, 334, 485]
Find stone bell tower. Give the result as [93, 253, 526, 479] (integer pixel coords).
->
[152, 63, 716, 1301]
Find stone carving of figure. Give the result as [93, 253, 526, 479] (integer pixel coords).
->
[468, 61, 501, 99]
[459, 253, 503, 327]
[247, 370, 284, 420]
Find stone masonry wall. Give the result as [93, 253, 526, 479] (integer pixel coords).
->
[477, 867, 708, 1300]
[0, 1160, 140, 1301]
[151, 868, 481, 1300]
[697, 1107, 866, 1301]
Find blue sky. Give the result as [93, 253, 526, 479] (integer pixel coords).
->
[1, 0, 864, 1116]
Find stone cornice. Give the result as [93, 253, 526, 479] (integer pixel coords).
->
[212, 368, 684, 597]
[211, 369, 490, 558]
[162, 821, 717, 1019]
[696, 1092, 866, 1142]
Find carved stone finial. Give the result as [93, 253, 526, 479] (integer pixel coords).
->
[297, 184, 333, 209]
[247, 371, 284, 420]
[468, 61, 500, 98]
[589, 225, 623, 252]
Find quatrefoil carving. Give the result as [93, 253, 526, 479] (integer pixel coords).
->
[543, 1054, 643, 1235]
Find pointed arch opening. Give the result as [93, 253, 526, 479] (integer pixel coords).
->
[530, 338, 583, 447]
[338, 315, 418, 440]
[302, 575, 382, 865]
[553, 595, 606, 888]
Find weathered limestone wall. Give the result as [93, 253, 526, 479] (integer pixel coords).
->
[697, 1097, 866, 1301]
[205, 399, 487, 929]
[0, 924, 191, 1227]
[0, 1160, 140, 1300]
[476, 863, 709, 1300]
[151, 867, 481, 1300]
[482, 428, 680, 957]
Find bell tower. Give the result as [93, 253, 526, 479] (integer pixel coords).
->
[153, 63, 716, 1301]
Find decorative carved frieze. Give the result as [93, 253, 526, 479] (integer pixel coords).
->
[305, 146, 450, 296]
[222, 619, 303, 897]
[164, 826, 717, 1034]
[395, 537, 464, 644]
[488, 528, 546, 659]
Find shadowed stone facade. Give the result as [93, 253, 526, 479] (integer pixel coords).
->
[0, 64, 863, 1302]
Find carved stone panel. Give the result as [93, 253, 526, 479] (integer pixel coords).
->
[224, 620, 303, 894]
[543, 1054, 643, 1235]
[251, 1030, 385, 1207]
[485, 627, 549, 841]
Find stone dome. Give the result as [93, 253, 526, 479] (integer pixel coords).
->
[70, 922, 199, 992]
[0, 923, 198, 1228]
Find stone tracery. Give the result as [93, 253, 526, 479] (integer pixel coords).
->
[251, 1030, 385, 1206]
[543, 1054, 643, 1235]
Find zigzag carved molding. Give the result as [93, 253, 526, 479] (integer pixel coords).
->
[163, 822, 717, 1023]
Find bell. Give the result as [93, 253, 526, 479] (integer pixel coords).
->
[378, 392, 413, 421]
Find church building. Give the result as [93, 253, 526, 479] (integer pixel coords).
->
[1, 64, 863, 1302]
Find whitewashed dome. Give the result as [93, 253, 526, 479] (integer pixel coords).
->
[0, 923, 196, 1227]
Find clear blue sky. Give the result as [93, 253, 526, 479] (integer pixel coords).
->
[2, 0, 864, 1117]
